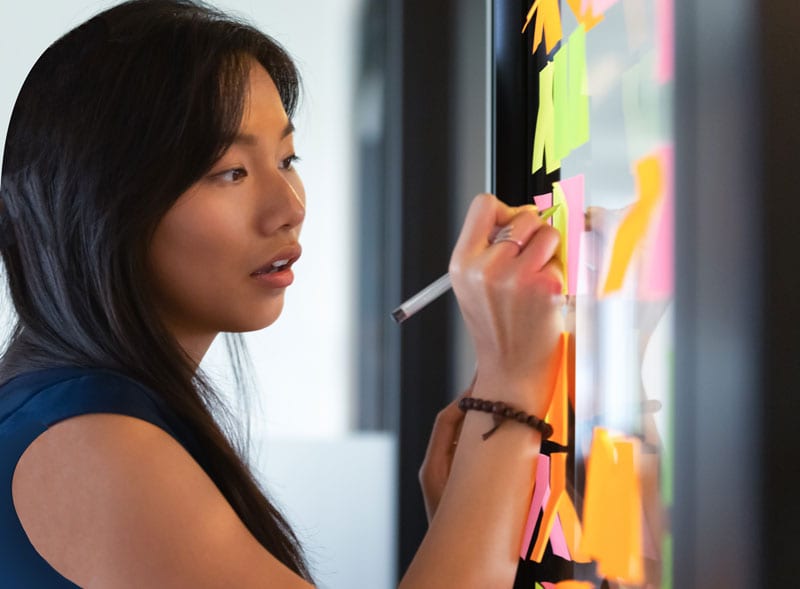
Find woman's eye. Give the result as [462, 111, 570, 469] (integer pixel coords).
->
[216, 167, 248, 183]
[280, 154, 300, 171]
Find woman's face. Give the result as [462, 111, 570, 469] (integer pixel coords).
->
[148, 61, 305, 357]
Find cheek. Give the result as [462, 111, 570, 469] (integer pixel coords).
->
[148, 205, 244, 309]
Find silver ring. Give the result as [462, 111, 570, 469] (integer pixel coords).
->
[491, 226, 524, 252]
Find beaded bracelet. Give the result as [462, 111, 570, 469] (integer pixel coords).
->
[458, 397, 553, 441]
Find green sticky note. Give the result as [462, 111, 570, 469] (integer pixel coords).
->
[552, 183, 569, 294]
[532, 61, 560, 175]
[553, 44, 570, 161]
[567, 24, 590, 148]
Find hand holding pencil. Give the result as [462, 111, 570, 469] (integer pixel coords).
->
[392, 202, 561, 324]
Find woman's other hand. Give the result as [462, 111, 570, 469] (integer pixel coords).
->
[419, 375, 476, 524]
[449, 193, 564, 418]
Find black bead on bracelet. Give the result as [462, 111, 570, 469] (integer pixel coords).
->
[457, 397, 554, 441]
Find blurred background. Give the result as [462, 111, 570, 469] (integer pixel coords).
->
[2, 1, 799, 588]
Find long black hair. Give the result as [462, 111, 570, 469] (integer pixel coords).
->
[0, 0, 311, 579]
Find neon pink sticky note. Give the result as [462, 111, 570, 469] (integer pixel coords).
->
[655, 0, 674, 83]
[556, 175, 585, 296]
[533, 193, 554, 221]
[550, 513, 572, 560]
[542, 583, 557, 589]
[639, 145, 674, 299]
[520, 454, 551, 559]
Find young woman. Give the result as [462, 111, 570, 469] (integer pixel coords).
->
[0, 1, 564, 586]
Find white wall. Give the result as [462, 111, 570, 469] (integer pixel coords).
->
[0, 0, 358, 438]
[1, 1, 395, 587]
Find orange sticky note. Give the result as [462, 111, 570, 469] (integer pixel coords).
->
[545, 333, 570, 446]
[554, 582, 595, 589]
[522, 0, 563, 55]
[532, 62, 561, 175]
[580, 428, 644, 584]
[639, 145, 674, 300]
[565, 0, 604, 30]
[530, 453, 589, 563]
[600, 153, 664, 295]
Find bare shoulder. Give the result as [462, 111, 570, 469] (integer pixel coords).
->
[12, 413, 313, 589]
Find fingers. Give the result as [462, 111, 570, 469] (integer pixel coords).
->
[517, 223, 562, 282]
[453, 193, 536, 258]
[422, 399, 464, 470]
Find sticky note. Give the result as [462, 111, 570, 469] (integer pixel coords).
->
[567, 26, 590, 150]
[639, 145, 674, 300]
[519, 454, 551, 558]
[532, 62, 561, 175]
[554, 582, 594, 589]
[601, 153, 664, 295]
[552, 27, 590, 165]
[522, 0, 563, 55]
[533, 192, 553, 213]
[554, 175, 585, 296]
[545, 333, 570, 446]
[553, 45, 570, 162]
[530, 453, 589, 563]
[566, 0, 604, 31]
[552, 184, 568, 291]
[550, 514, 571, 560]
[580, 428, 644, 584]
[541, 583, 556, 589]
[656, 0, 674, 83]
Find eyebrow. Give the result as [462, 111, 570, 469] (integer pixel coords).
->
[232, 122, 295, 146]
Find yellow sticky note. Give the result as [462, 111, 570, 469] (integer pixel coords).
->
[545, 333, 570, 446]
[553, 44, 570, 162]
[532, 62, 561, 175]
[523, 0, 564, 55]
[567, 25, 590, 150]
[553, 27, 590, 164]
[580, 428, 644, 584]
[601, 153, 664, 294]
[552, 183, 569, 289]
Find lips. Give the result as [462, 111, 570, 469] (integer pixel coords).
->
[251, 244, 302, 276]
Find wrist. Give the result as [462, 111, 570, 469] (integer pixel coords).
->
[471, 373, 552, 419]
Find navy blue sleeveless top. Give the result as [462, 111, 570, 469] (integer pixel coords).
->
[0, 367, 204, 588]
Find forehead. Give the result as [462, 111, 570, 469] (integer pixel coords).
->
[241, 61, 288, 130]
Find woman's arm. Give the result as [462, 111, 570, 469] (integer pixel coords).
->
[402, 193, 564, 588]
[13, 414, 314, 589]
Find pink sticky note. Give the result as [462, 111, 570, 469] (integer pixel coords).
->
[550, 513, 572, 560]
[655, 0, 674, 83]
[542, 583, 557, 589]
[556, 175, 585, 296]
[520, 454, 551, 559]
[533, 193, 554, 223]
[590, 0, 620, 13]
[639, 145, 674, 299]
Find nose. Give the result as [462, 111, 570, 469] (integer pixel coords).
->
[259, 171, 306, 233]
